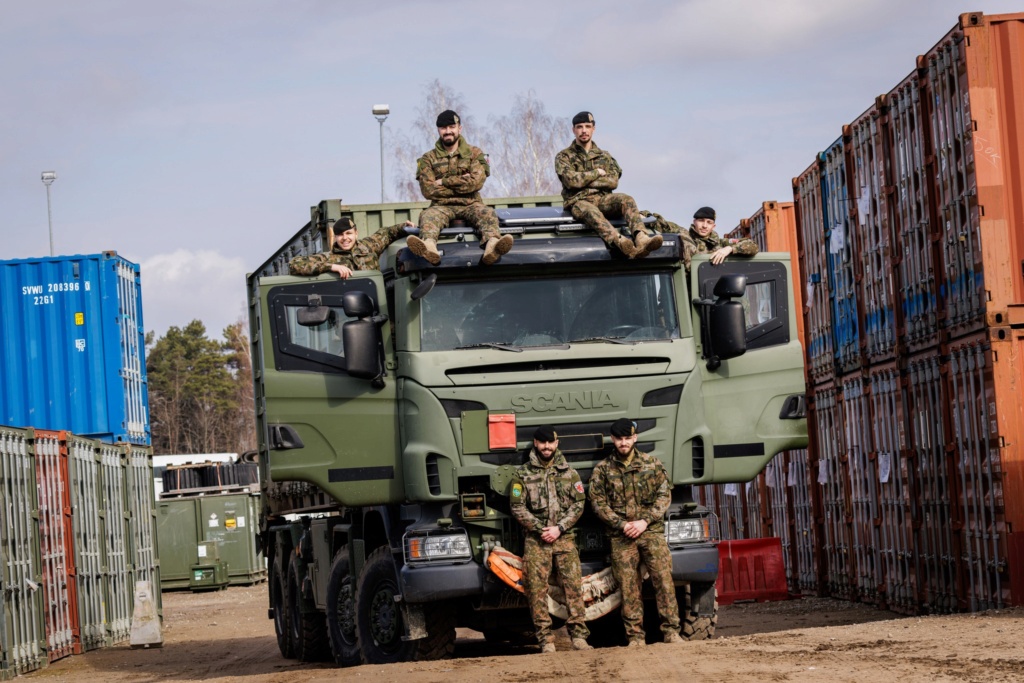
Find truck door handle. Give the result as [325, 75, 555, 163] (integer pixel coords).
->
[779, 394, 806, 420]
[270, 424, 305, 450]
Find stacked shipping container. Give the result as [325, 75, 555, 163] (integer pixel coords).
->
[0, 427, 158, 678]
[769, 11, 1024, 613]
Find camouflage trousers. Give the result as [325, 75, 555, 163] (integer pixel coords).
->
[610, 530, 680, 641]
[569, 193, 645, 246]
[418, 203, 500, 245]
[523, 534, 590, 644]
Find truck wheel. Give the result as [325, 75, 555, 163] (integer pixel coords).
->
[325, 546, 360, 667]
[287, 554, 331, 661]
[271, 556, 295, 659]
[356, 546, 419, 664]
[679, 583, 718, 641]
[417, 603, 456, 660]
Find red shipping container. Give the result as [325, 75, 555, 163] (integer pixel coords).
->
[32, 429, 81, 661]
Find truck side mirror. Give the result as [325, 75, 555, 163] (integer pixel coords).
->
[340, 291, 389, 384]
[297, 294, 332, 327]
[693, 273, 747, 371]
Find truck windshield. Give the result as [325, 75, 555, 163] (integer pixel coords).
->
[420, 272, 680, 351]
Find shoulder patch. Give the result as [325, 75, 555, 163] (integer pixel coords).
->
[511, 482, 523, 498]
[574, 481, 584, 494]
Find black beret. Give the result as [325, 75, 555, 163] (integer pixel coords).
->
[334, 217, 356, 232]
[533, 425, 558, 442]
[610, 418, 637, 438]
[436, 110, 460, 127]
[572, 111, 595, 126]
[693, 206, 716, 221]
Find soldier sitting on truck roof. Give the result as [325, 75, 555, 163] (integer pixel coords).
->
[554, 112, 662, 259]
[405, 110, 514, 267]
[643, 206, 759, 271]
[287, 217, 414, 278]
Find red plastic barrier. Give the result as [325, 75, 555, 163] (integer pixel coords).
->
[716, 538, 789, 606]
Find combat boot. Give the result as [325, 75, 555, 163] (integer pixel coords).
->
[482, 234, 514, 265]
[633, 231, 663, 259]
[664, 632, 684, 644]
[617, 236, 638, 259]
[406, 235, 441, 265]
[541, 642, 556, 654]
[572, 637, 593, 651]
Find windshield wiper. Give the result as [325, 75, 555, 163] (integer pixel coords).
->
[569, 336, 635, 345]
[455, 342, 524, 353]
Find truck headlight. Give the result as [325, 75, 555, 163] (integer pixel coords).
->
[404, 530, 472, 563]
[665, 514, 719, 547]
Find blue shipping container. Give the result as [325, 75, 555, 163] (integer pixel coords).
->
[0, 252, 149, 444]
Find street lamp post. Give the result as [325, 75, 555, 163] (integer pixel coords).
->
[41, 171, 57, 256]
[372, 105, 389, 203]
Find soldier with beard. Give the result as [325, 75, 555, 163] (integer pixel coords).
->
[509, 425, 592, 653]
[589, 418, 682, 647]
[405, 110, 514, 266]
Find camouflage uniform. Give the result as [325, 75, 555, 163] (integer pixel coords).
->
[287, 222, 409, 275]
[683, 226, 759, 272]
[509, 449, 589, 646]
[588, 447, 679, 642]
[554, 140, 645, 246]
[416, 135, 501, 245]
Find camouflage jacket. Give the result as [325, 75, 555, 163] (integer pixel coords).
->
[681, 227, 759, 268]
[416, 135, 490, 206]
[510, 449, 586, 535]
[588, 448, 671, 535]
[554, 140, 622, 208]
[287, 222, 409, 276]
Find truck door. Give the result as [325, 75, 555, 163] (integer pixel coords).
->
[256, 274, 402, 506]
[689, 255, 807, 482]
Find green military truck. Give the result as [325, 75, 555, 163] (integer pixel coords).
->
[247, 196, 807, 666]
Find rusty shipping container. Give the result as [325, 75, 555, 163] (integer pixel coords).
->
[822, 138, 862, 375]
[921, 13, 1024, 340]
[31, 430, 80, 662]
[793, 160, 836, 385]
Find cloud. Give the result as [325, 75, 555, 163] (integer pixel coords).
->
[139, 249, 247, 339]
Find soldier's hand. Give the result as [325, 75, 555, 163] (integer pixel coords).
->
[403, 220, 415, 228]
[623, 520, 648, 539]
[710, 246, 734, 265]
[434, 179, 444, 187]
[330, 264, 353, 279]
[541, 525, 561, 543]
[596, 168, 607, 176]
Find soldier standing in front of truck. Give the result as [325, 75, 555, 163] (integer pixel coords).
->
[405, 110, 514, 266]
[509, 425, 593, 653]
[554, 111, 663, 259]
[288, 217, 415, 278]
[589, 418, 684, 646]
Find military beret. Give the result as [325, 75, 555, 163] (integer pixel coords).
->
[334, 217, 356, 232]
[610, 418, 637, 438]
[693, 206, 716, 221]
[533, 425, 558, 442]
[572, 111, 595, 125]
[436, 110, 460, 127]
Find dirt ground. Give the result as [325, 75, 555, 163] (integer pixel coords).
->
[29, 584, 1023, 683]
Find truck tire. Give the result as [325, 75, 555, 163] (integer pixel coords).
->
[325, 546, 360, 667]
[287, 554, 331, 661]
[679, 583, 718, 641]
[271, 556, 295, 659]
[354, 547, 457, 664]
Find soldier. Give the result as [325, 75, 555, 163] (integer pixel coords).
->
[554, 112, 662, 259]
[509, 425, 592, 653]
[681, 206, 759, 271]
[588, 418, 682, 647]
[405, 110, 514, 266]
[288, 217, 414, 278]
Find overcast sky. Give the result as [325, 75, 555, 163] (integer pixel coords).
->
[3, 1, 1020, 340]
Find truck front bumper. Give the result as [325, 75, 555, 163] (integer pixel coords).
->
[400, 561, 487, 603]
[670, 543, 719, 584]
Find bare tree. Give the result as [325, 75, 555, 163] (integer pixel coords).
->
[482, 91, 568, 197]
[386, 79, 479, 201]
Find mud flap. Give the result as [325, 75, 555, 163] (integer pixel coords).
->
[691, 581, 716, 617]
[401, 602, 427, 641]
